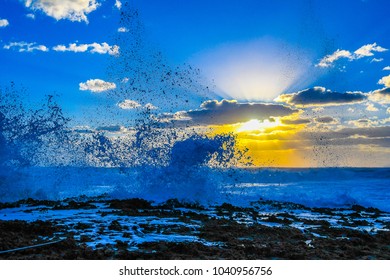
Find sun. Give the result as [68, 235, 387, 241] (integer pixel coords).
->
[237, 119, 280, 132]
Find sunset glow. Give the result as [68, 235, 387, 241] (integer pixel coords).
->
[237, 118, 281, 133]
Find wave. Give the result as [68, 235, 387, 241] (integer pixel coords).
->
[1, 165, 389, 212]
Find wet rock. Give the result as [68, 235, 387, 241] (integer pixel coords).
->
[109, 198, 153, 210]
[108, 220, 123, 231]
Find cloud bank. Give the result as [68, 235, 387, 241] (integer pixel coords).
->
[275, 87, 367, 107]
[163, 100, 298, 126]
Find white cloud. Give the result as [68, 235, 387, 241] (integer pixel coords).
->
[117, 27, 128, 32]
[3, 41, 48, 52]
[378, 75, 390, 87]
[53, 42, 119, 56]
[316, 43, 387, 68]
[158, 111, 192, 123]
[26, 13, 36, 19]
[0, 18, 9, 28]
[4, 41, 119, 56]
[145, 103, 158, 110]
[366, 103, 379, 112]
[387, 108, 390, 114]
[117, 99, 142, 109]
[79, 79, 116, 93]
[312, 107, 324, 112]
[354, 43, 387, 58]
[369, 88, 390, 104]
[371, 58, 383, 63]
[89, 42, 119, 55]
[383, 66, 390, 71]
[24, 0, 100, 23]
[115, 0, 122, 10]
[95, 125, 127, 133]
[348, 118, 378, 128]
[53, 43, 88, 53]
[117, 100, 158, 110]
[121, 77, 129, 83]
[316, 49, 353, 68]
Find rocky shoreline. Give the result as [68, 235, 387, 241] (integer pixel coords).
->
[1, 198, 389, 259]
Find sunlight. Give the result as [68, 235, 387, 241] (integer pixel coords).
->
[193, 38, 315, 101]
[207, 116, 308, 167]
[237, 118, 280, 132]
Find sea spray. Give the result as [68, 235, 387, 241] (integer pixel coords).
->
[0, 82, 251, 203]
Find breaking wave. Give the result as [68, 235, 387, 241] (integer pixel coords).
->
[0, 83, 250, 204]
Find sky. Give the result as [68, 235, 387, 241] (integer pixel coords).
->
[1, 0, 390, 167]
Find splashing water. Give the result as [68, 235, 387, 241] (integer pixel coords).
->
[0, 82, 250, 203]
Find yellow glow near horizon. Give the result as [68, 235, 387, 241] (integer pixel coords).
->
[237, 118, 281, 133]
[208, 116, 310, 167]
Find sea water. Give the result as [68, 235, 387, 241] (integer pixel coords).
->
[1, 166, 389, 212]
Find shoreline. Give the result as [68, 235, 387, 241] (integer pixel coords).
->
[1, 197, 390, 260]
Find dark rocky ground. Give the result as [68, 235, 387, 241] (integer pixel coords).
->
[1, 198, 390, 260]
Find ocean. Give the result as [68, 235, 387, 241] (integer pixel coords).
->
[1, 166, 389, 212]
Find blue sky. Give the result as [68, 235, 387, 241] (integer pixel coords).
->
[1, 0, 390, 166]
[1, 0, 389, 103]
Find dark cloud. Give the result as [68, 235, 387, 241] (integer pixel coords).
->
[240, 125, 390, 147]
[339, 126, 390, 138]
[372, 87, 390, 96]
[281, 118, 311, 125]
[166, 100, 299, 126]
[73, 128, 93, 134]
[276, 87, 367, 106]
[71, 125, 126, 133]
[315, 116, 337, 124]
[377, 88, 390, 94]
[95, 125, 124, 132]
[299, 126, 390, 141]
[290, 126, 390, 150]
[329, 137, 390, 148]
